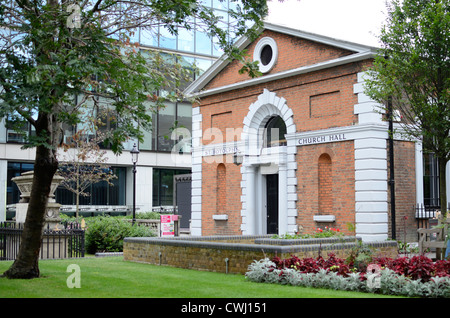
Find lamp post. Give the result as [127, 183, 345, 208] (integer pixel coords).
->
[130, 143, 139, 225]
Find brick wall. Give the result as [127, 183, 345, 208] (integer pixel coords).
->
[204, 30, 354, 91]
[296, 142, 356, 235]
[389, 140, 417, 242]
[199, 65, 362, 141]
[195, 29, 418, 240]
[124, 236, 398, 275]
[196, 30, 369, 237]
[201, 158, 243, 235]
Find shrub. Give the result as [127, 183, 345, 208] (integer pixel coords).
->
[124, 211, 161, 220]
[272, 253, 352, 277]
[273, 227, 343, 239]
[346, 241, 373, 273]
[373, 255, 450, 282]
[85, 216, 155, 254]
[246, 260, 450, 298]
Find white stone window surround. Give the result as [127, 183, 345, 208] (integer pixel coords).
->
[253, 37, 278, 74]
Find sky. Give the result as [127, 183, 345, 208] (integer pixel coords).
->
[265, 0, 389, 47]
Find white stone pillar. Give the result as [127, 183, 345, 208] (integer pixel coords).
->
[190, 106, 203, 236]
[415, 141, 424, 209]
[278, 163, 288, 235]
[354, 72, 389, 242]
[245, 165, 256, 235]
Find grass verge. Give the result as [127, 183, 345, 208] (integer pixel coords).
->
[0, 256, 402, 298]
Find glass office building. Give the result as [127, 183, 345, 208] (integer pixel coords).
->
[1, 0, 238, 220]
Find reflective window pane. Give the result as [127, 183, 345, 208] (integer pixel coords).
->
[195, 58, 213, 76]
[175, 102, 192, 153]
[160, 26, 177, 50]
[200, 0, 212, 7]
[195, 30, 212, 55]
[153, 168, 191, 206]
[157, 102, 176, 152]
[140, 27, 158, 47]
[178, 27, 195, 53]
[139, 102, 155, 151]
[213, 0, 228, 10]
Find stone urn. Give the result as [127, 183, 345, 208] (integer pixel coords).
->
[12, 171, 64, 227]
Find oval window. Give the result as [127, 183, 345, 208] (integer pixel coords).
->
[253, 37, 278, 73]
[260, 45, 273, 66]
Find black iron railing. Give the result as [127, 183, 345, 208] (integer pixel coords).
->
[415, 203, 450, 230]
[0, 221, 85, 261]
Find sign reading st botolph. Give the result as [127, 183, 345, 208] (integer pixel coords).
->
[297, 133, 346, 146]
[203, 145, 239, 157]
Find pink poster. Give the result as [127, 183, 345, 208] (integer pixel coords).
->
[160, 215, 178, 237]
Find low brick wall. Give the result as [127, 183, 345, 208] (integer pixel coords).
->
[123, 235, 398, 275]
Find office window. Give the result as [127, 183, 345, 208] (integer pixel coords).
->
[195, 30, 212, 55]
[5, 114, 36, 144]
[139, 105, 155, 151]
[178, 24, 195, 53]
[157, 102, 176, 152]
[140, 27, 159, 47]
[160, 26, 177, 50]
[153, 168, 191, 206]
[6, 162, 34, 204]
[213, 0, 228, 10]
[55, 167, 126, 206]
[139, 101, 192, 153]
[195, 58, 214, 75]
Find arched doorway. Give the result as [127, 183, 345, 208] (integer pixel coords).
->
[240, 89, 297, 235]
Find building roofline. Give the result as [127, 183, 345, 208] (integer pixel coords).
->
[184, 22, 378, 97]
[187, 50, 375, 98]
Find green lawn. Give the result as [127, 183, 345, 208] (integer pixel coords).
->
[0, 256, 401, 299]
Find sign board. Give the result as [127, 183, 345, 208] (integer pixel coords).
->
[160, 215, 178, 237]
[203, 145, 239, 157]
[297, 133, 347, 146]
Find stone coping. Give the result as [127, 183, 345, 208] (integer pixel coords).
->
[124, 235, 397, 254]
[254, 236, 361, 246]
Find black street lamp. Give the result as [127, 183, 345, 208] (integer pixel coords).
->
[130, 143, 139, 225]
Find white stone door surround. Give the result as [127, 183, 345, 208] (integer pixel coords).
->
[240, 89, 298, 235]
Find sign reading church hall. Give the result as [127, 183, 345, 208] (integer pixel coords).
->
[184, 23, 419, 242]
[298, 133, 347, 146]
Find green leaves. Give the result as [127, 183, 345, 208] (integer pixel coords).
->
[0, 0, 267, 154]
[365, 0, 450, 157]
[365, 0, 450, 217]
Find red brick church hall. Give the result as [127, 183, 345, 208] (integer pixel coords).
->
[184, 22, 422, 242]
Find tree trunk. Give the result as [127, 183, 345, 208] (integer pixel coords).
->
[439, 158, 448, 218]
[2, 116, 59, 279]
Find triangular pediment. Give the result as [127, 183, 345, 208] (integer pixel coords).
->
[185, 22, 376, 98]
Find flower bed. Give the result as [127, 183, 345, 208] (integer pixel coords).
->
[245, 253, 450, 298]
[272, 226, 342, 239]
